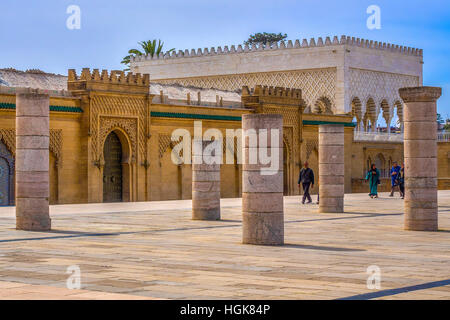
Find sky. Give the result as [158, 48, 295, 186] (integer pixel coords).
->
[1, 0, 450, 117]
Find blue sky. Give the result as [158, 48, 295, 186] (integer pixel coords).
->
[1, 0, 449, 116]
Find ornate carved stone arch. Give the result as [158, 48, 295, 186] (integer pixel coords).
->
[283, 133, 292, 162]
[49, 129, 63, 167]
[306, 139, 318, 160]
[159, 134, 173, 159]
[313, 96, 333, 114]
[158, 133, 186, 166]
[99, 116, 137, 163]
[0, 129, 15, 156]
[0, 128, 63, 164]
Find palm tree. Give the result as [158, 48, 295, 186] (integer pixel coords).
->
[121, 40, 175, 71]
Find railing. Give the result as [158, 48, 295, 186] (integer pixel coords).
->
[354, 131, 404, 142]
[354, 131, 450, 143]
[438, 132, 450, 142]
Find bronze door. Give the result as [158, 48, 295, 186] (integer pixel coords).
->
[103, 132, 123, 202]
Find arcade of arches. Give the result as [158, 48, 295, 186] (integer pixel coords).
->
[351, 97, 404, 133]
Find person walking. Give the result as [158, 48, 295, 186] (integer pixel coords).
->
[365, 163, 380, 198]
[389, 161, 401, 197]
[298, 161, 314, 204]
[397, 162, 405, 199]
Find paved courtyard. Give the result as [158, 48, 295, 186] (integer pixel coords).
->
[0, 191, 449, 300]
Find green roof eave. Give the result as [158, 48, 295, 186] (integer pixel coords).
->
[302, 120, 355, 127]
[150, 111, 242, 121]
[0, 102, 82, 113]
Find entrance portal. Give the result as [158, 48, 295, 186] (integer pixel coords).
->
[103, 132, 123, 202]
[0, 141, 13, 206]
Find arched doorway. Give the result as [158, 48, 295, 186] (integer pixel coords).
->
[103, 132, 123, 202]
[0, 141, 14, 206]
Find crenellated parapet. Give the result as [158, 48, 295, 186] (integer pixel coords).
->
[131, 35, 422, 63]
[241, 85, 303, 110]
[68, 68, 150, 95]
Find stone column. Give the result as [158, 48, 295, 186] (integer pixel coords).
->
[192, 141, 221, 220]
[242, 114, 284, 245]
[384, 115, 391, 134]
[399, 86, 442, 231]
[15, 93, 51, 231]
[319, 124, 344, 213]
[363, 118, 369, 132]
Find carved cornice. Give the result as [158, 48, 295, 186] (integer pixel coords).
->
[399, 86, 442, 103]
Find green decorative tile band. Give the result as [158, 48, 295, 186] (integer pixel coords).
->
[0, 102, 82, 113]
[151, 111, 242, 121]
[49, 106, 83, 113]
[302, 120, 356, 127]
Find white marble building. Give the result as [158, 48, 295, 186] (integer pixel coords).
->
[131, 35, 423, 132]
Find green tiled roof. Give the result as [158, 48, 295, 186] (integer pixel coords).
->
[302, 120, 355, 127]
[0, 102, 82, 113]
[151, 111, 242, 121]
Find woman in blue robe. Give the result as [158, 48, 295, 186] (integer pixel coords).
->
[365, 164, 380, 198]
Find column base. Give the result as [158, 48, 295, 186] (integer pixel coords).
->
[192, 207, 221, 220]
[319, 197, 344, 213]
[16, 217, 51, 231]
[242, 212, 284, 245]
[404, 219, 438, 232]
[16, 198, 51, 231]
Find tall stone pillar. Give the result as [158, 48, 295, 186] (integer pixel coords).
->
[192, 141, 221, 220]
[15, 93, 51, 231]
[399, 86, 442, 231]
[242, 114, 284, 245]
[319, 124, 344, 213]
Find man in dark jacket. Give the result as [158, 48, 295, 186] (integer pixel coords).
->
[298, 161, 314, 204]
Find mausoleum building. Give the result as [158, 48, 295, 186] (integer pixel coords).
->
[0, 36, 448, 206]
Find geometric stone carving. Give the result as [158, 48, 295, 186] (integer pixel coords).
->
[0, 129, 16, 155]
[157, 68, 336, 114]
[0, 129, 62, 164]
[49, 129, 62, 164]
[306, 139, 318, 160]
[349, 68, 419, 116]
[159, 134, 172, 158]
[90, 95, 147, 164]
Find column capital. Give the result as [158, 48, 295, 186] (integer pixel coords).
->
[399, 86, 442, 103]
